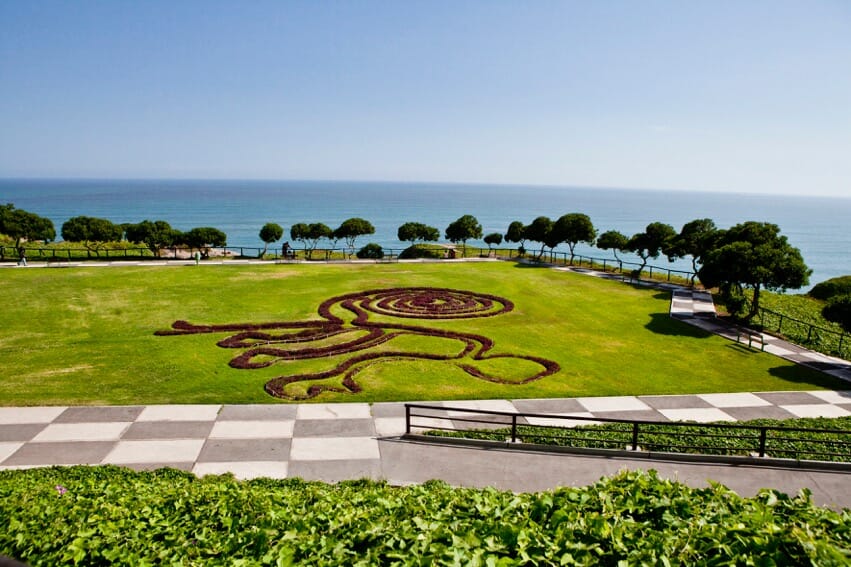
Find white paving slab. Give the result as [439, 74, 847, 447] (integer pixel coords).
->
[137, 405, 221, 422]
[808, 390, 851, 404]
[32, 422, 130, 442]
[525, 412, 601, 428]
[295, 403, 372, 420]
[444, 399, 518, 416]
[781, 404, 851, 419]
[697, 393, 772, 408]
[103, 439, 205, 464]
[0, 407, 67, 424]
[193, 461, 288, 480]
[209, 420, 294, 439]
[659, 408, 736, 423]
[0, 442, 23, 462]
[577, 396, 651, 412]
[374, 417, 407, 437]
[289, 437, 380, 461]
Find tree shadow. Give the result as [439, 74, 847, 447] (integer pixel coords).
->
[768, 364, 851, 389]
[644, 313, 713, 338]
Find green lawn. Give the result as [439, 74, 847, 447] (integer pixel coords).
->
[0, 262, 843, 405]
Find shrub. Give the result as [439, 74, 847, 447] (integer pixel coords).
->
[398, 244, 443, 259]
[355, 242, 384, 259]
[810, 275, 851, 300]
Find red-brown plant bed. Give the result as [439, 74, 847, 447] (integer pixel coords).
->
[157, 287, 560, 400]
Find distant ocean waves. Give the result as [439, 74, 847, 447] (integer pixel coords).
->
[1, 179, 849, 287]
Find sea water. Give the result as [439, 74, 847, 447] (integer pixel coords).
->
[1, 178, 849, 289]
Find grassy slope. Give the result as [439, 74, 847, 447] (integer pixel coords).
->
[0, 262, 843, 405]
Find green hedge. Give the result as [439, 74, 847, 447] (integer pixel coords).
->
[426, 415, 851, 462]
[1, 467, 848, 565]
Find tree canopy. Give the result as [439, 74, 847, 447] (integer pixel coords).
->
[596, 230, 629, 262]
[552, 213, 597, 264]
[627, 222, 677, 273]
[665, 218, 718, 286]
[182, 227, 227, 258]
[61, 216, 123, 256]
[504, 221, 526, 250]
[397, 222, 439, 244]
[483, 233, 503, 250]
[291, 223, 331, 259]
[698, 221, 811, 321]
[259, 223, 284, 256]
[0, 204, 56, 249]
[444, 214, 482, 254]
[335, 218, 375, 257]
[523, 216, 553, 260]
[125, 220, 181, 257]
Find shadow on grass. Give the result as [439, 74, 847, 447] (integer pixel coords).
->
[768, 364, 850, 389]
[644, 313, 713, 338]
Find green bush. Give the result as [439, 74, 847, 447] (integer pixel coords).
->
[398, 244, 444, 259]
[427, 415, 851, 462]
[1, 467, 848, 565]
[355, 242, 384, 259]
[810, 275, 851, 300]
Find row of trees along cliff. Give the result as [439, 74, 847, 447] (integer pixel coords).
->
[2, 203, 848, 331]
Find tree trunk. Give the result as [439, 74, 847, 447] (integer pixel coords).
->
[748, 285, 761, 322]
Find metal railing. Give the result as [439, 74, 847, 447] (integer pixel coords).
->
[755, 304, 849, 359]
[404, 404, 851, 464]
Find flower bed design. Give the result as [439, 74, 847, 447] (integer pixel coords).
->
[156, 287, 560, 400]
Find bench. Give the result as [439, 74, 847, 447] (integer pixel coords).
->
[736, 328, 766, 352]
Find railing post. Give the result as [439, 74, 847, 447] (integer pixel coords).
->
[778, 315, 784, 333]
[405, 405, 411, 435]
[511, 414, 518, 443]
[631, 423, 639, 451]
[758, 428, 767, 457]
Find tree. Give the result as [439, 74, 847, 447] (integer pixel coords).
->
[0, 204, 56, 254]
[444, 214, 482, 256]
[504, 221, 526, 254]
[665, 218, 718, 286]
[552, 213, 597, 265]
[125, 220, 180, 257]
[61, 216, 122, 257]
[627, 222, 677, 273]
[397, 222, 439, 244]
[698, 221, 811, 321]
[259, 223, 284, 256]
[291, 222, 331, 260]
[182, 227, 227, 259]
[523, 216, 553, 260]
[596, 230, 629, 263]
[335, 218, 375, 258]
[483, 233, 503, 251]
[822, 295, 851, 333]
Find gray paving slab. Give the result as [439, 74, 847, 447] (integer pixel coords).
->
[0, 424, 46, 442]
[4, 441, 115, 466]
[721, 406, 798, 421]
[217, 404, 297, 421]
[590, 409, 669, 422]
[755, 392, 825, 406]
[370, 402, 407, 418]
[55, 406, 144, 423]
[123, 421, 215, 440]
[293, 418, 376, 437]
[197, 438, 291, 462]
[122, 462, 195, 472]
[511, 398, 586, 414]
[638, 395, 712, 409]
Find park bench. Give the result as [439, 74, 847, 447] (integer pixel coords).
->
[736, 328, 766, 352]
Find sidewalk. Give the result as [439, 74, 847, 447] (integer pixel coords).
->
[2, 391, 849, 507]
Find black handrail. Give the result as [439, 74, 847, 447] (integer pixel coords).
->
[403, 403, 851, 463]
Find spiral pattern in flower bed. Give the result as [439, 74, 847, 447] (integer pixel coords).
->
[156, 287, 559, 400]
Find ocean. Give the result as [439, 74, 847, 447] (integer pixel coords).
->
[1, 178, 849, 290]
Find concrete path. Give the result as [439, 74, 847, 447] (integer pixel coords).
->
[2, 391, 849, 507]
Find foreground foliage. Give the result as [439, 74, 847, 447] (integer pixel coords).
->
[427, 416, 851, 463]
[1, 467, 848, 566]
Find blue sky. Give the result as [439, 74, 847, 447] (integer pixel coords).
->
[1, 1, 849, 197]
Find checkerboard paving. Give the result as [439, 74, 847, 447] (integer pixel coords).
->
[1, 391, 849, 480]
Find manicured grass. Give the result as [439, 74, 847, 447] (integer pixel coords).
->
[0, 262, 844, 405]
